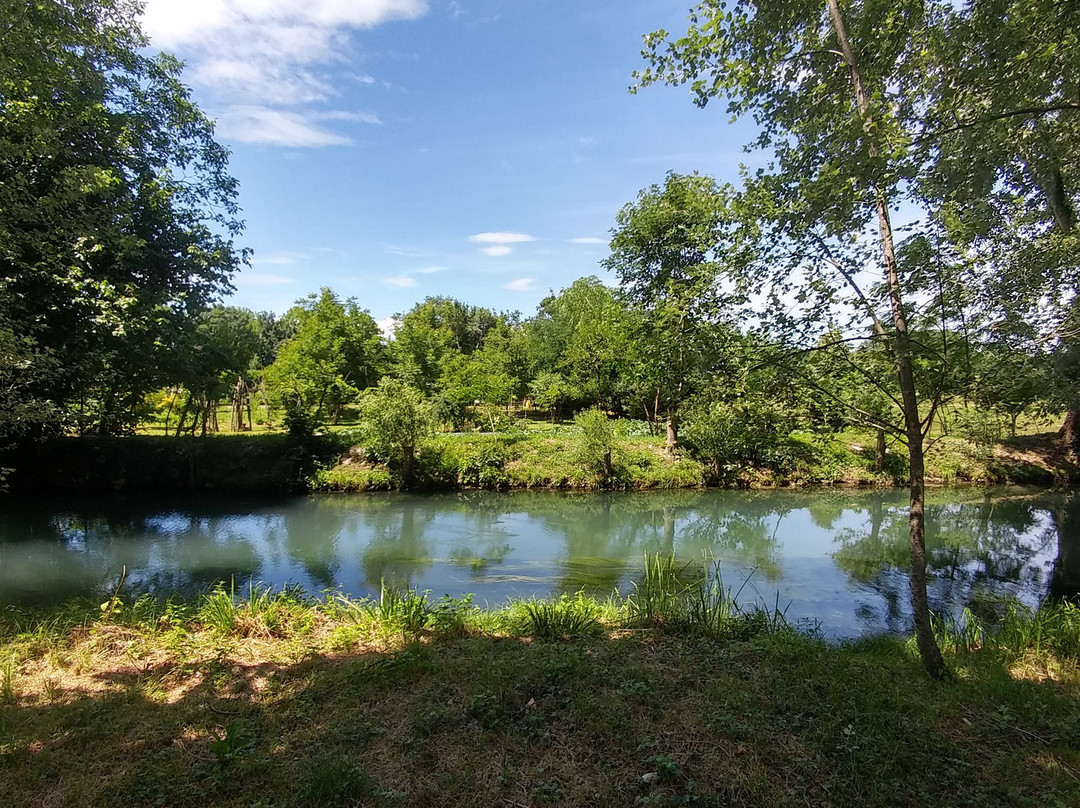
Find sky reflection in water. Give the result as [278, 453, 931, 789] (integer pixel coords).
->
[1, 487, 1076, 639]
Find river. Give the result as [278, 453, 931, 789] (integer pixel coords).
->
[1, 487, 1076, 638]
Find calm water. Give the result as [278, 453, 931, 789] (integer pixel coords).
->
[1, 487, 1077, 638]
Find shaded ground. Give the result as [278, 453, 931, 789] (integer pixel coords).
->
[997, 433, 1079, 485]
[3, 621, 1080, 807]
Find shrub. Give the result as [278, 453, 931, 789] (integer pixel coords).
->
[573, 408, 618, 483]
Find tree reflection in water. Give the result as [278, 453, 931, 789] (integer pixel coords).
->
[833, 489, 1066, 633]
[1, 489, 1076, 637]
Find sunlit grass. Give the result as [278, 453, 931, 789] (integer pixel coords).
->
[4, 559, 1080, 807]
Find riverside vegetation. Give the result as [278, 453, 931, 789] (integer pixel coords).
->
[4, 0, 1080, 759]
[2, 557, 1080, 807]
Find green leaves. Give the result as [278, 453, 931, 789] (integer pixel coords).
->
[0, 0, 245, 436]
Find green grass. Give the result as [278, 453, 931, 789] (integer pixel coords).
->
[3, 568, 1080, 807]
[3, 558, 1080, 807]
[307, 421, 1072, 492]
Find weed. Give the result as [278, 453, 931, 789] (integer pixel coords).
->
[369, 585, 431, 636]
[429, 593, 477, 635]
[199, 582, 238, 635]
[0, 657, 14, 705]
[519, 592, 601, 639]
[210, 719, 255, 761]
[300, 753, 376, 806]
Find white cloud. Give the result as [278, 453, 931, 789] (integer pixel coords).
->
[142, 1, 429, 49]
[385, 275, 418, 288]
[140, 1, 428, 148]
[469, 232, 535, 244]
[376, 317, 399, 338]
[216, 106, 354, 147]
[481, 245, 513, 257]
[318, 110, 383, 125]
[504, 278, 535, 292]
[383, 243, 429, 257]
[569, 236, 605, 245]
[414, 266, 445, 274]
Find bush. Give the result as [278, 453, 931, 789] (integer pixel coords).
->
[573, 408, 618, 483]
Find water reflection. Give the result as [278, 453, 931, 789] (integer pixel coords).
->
[0, 488, 1075, 638]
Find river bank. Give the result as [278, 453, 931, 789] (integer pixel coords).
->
[2, 580, 1079, 808]
[2, 427, 1074, 494]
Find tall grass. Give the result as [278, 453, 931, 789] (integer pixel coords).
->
[623, 553, 790, 639]
[517, 592, 604, 639]
[934, 599, 1080, 661]
[198, 579, 312, 638]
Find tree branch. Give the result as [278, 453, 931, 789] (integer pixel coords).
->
[920, 103, 1080, 141]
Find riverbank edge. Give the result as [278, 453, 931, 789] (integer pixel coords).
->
[2, 584, 1080, 808]
[0, 430, 1074, 494]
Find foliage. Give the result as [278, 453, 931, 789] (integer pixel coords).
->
[603, 173, 746, 448]
[0, 0, 244, 437]
[264, 288, 385, 422]
[356, 378, 433, 486]
[572, 408, 618, 483]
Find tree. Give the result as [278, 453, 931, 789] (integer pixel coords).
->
[636, 1, 952, 672]
[0, 0, 245, 437]
[170, 307, 261, 435]
[918, 1, 1080, 439]
[573, 408, 618, 484]
[391, 297, 501, 394]
[603, 174, 745, 452]
[357, 378, 433, 488]
[637, 0, 1080, 676]
[527, 277, 639, 415]
[265, 289, 385, 422]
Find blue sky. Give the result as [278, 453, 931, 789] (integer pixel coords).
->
[141, 1, 762, 326]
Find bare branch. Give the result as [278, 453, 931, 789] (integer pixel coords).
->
[920, 103, 1080, 142]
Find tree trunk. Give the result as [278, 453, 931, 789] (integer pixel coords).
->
[1060, 408, 1079, 452]
[402, 444, 415, 489]
[665, 410, 678, 454]
[828, 0, 945, 677]
[874, 428, 887, 472]
[602, 449, 612, 482]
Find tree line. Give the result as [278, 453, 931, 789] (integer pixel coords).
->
[2, 0, 1078, 677]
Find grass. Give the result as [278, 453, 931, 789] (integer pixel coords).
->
[19, 413, 1073, 495]
[310, 422, 1074, 492]
[4, 559, 1080, 806]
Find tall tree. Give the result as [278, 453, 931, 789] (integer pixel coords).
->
[528, 277, 639, 414]
[0, 0, 245, 436]
[636, 1, 951, 671]
[637, 0, 1079, 675]
[265, 289, 385, 422]
[603, 173, 745, 452]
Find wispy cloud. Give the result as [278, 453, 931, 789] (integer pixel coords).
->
[216, 107, 355, 147]
[384, 265, 444, 288]
[252, 250, 310, 266]
[469, 232, 535, 244]
[141, 0, 428, 147]
[568, 236, 605, 245]
[470, 231, 536, 258]
[504, 278, 535, 292]
[238, 272, 295, 286]
[383, 243, 430, 257]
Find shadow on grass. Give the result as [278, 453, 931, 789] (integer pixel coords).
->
[3, 626, 1080, 808]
